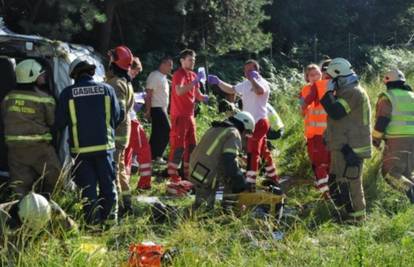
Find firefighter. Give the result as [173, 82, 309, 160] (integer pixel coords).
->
[124, 57, 153, 191]
[299, 63, 331, 196]
[189, 111, 255, 210]
[55, 57, 121, 225]
[208, 59, 280, 191]
[106, 46, 135, 211]
[1, 59, 61, 198]
[373, 69, 414, 202]
[320, 58, 372, 222]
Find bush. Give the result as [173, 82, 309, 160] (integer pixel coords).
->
[364, 47, 414, 79]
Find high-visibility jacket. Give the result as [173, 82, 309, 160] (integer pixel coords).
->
[380, 89, 414, 138]
[55, 76, 122, 155]
[266, 104, 284, 131]
[1, 88, 55, 147]
[299, 80, 328, 138]
[189, 124, 241, 187]
[324, 83, 372, 159]
[106, 74, 134, 148]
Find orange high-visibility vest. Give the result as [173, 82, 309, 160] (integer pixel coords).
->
[300, 80, 328, 138]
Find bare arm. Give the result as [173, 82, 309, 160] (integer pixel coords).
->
[218, 81, 236, 95]
[145, 89, 153, 118]
[176, 82, 197, 96]
[250, 78, 265, 95]
[195, 87, 207, 102]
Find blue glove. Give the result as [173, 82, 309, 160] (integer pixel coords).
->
[197, 70, 206, 82]
[327, 79, 336, 92]
[207, 75, 221, 85]
[248, 70, 260, 80]
[203, 95, 209, 104]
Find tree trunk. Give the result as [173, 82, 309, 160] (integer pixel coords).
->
[98, 0, 117, 54]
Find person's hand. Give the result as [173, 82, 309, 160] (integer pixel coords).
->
[203, 95, 209, 104]
[327, 79, 336, 92]
[248, 70, 260, 80]
[207, 75, 221, 85]
[196, 70, 206, 82]
[144, 110, 151, 121]
[191, 70, 206, 86]
[373, 138, 382, 148]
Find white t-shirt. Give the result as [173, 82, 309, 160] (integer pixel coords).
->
[234, 78, 270, 122]
[146, 70, 169, 109]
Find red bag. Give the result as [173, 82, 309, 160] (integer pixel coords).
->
[128, 242, 164, 267]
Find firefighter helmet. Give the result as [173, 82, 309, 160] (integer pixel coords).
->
[232, 111, 255, 132]
[15, 59, 45, 84]
[326, 58, 354, 78]
[18, 192, 51, 230]
[383, 69, 406, 84]
[108, 46, 133, 70]
[69, 57, 96, 79]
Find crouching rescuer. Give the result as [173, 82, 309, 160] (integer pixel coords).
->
[320, 58, 372, 222]
[373, 69, 414, 202]
[188, 111, 255, 210]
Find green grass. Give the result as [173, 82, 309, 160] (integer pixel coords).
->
[1, 76, 414, 266]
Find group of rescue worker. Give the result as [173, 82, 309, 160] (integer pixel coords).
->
[0, 43, 413, 228]
[299, 58, 414, 221]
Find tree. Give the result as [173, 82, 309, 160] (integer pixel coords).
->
[0, 0, 106, 42]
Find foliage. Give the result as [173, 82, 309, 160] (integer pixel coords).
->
[1, 73, 414, 266]
[364, 47, 414, 79]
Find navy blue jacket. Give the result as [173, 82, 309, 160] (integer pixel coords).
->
[55, 76, 123, 156]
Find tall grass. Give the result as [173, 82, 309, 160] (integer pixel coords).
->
[1, 70, 413, 266]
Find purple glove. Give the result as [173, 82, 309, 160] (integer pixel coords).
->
[197, 70, 206, 82]
[248, 70, 260, 80]
[203, 95, 209, 104]
[192, 70, 206, 85]
[207, 75, 221, 85]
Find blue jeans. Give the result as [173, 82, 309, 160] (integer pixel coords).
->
[73, 153, 118, 224]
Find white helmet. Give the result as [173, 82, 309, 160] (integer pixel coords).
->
[383, 69, 405, 84]
[232, 111, 255, 132]
[326, 58, 354, 78]
[69, 57, 96, 79]
[15, 59, 45, 84]
[18, 192, 51, 230]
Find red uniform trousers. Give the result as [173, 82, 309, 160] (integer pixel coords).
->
[246, 118, 279, 183]
[168, 115, 196, 182]
[124, 119, 152, 189]
[306, 135, 330, 193]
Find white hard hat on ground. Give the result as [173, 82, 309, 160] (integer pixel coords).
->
[18, 192, 51, 230]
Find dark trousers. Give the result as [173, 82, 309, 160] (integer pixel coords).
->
[150, 107, 170, 159]
[73, 153, 117, 224]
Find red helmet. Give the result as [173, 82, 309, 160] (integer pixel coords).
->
[108, 45, 133, 70]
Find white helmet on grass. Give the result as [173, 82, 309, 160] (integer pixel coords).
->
[18, 192, 51, 230]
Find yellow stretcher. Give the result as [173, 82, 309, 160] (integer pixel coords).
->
[238, 191, 285, 215]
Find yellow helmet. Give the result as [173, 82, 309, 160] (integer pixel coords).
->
[15, 59, 45, 84]
[383, 69, 405, 84]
